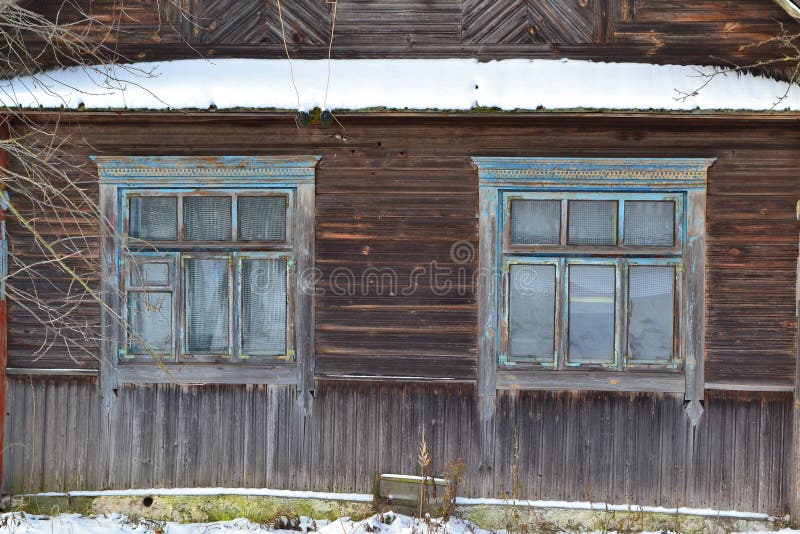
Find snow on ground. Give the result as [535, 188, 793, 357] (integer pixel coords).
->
[0, 512, 798, 534]
[2, 512, 471, 534]
[2, 58, 800, 111]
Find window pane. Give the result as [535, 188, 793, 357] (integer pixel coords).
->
[624, 201, 675, 247]
[568, 200, 617, 246]
[510, 200, 560, 245]
[129, 262, 169, 287]
[242, 258, 288, 356]
[185, 258, 230, 354]
[129, 197, 177, 240]
[128, 292, 172, 354]
[568, 265, 615, 362]
[629, 265, 675, 361]
[184, 197, 232, 241]
[239, 196, 287, 241]
[509, 264, 556, 361]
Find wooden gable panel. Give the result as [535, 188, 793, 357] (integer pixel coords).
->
[462, 0, 599, 45]
[334, 0, 462, 48]
[186, 0, 332, 46]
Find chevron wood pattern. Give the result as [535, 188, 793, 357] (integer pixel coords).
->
[462, 0, 597, 45]
[188, 0, 332, 46]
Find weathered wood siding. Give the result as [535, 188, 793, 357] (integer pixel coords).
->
[2, 376, 793, 515]
[3, 112, 798, 513]
[28, 0, 799, 75]
[6, 113, 799, 385]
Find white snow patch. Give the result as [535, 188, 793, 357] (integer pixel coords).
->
[2, 58, 800, 111]
[454, 497, 773, 520]
[0, 512, 475, 534]
[0, 512, 793, 534]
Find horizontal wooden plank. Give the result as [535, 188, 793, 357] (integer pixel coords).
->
[497, 369, 686, 393]
[116, 363, 298, 385]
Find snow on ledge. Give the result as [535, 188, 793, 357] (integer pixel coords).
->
[2, 58, 800, 111]
[21, 487, 775, 520]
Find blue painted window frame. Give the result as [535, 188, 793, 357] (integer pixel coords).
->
[118, 187, 295, 362]
[499, 191, 685, 371]
[95, 156, 319, 387]
[474, 157, 713, 405]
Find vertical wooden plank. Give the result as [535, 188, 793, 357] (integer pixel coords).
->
[42, 381, 63, 490]
[609, 391, 626, 504]
[129, 385, 147, 487]
[151, 384, 168, 487]
[64, 380, 80, 489]
[684, 189, 707, 424]
[758, 395, 774, 514]
[86, 377, 102, 488]
[265, 385, 279, 488]
[98, 180, 120, 487]
[249, 385, 263, 488]
[293, 180, 316, 490]
[277, 386, 291, 489]
[492, 391, 510, 496]
[0, 116, 8, 486]
[477, 185, 497, 495]
[175, 385, 194, 486]
[626, 394, 640, 504]
[295, 182, 315, 399]
[30, 381, 46, 492]
[780, 396, 792, 515]
[240, 384, 253, 487]
[791, 235, 800, 521]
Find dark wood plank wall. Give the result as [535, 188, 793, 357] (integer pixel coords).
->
[2, 376, 793, 514]
[27, 0, 799, 73]
[6, 112, 799, 386]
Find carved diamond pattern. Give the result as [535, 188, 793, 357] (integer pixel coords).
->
[189, 0, 332, 46]
[462, 0, 596, 45]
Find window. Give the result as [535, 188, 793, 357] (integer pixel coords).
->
[122, 190, 292, 361]
[503, 193, 682, 370]
[95, 156, 318, 385]
[474, 157, 712, 405]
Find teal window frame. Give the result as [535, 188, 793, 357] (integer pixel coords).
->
[499, 191, 685, 371]
[118, 188, 295, 363]
[474, 157, 712, 420]
[95, 156, 318, 388]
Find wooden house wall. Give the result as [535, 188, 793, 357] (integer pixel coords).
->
[2, 376, 793, 515]
[28, 0, 800, 75]
[2, 112, 799, 512]
[5, 113, 799, 385]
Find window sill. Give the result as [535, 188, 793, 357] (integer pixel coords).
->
[496, 368, 685, 393]
[117, 362, 297, 385]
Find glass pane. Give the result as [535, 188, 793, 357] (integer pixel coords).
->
[624, 201, 675, 247]
[128, 291, 172, 354]
[242, 258, 288, 356]
[568, 200, 617, 246]
[510, 200, 560, 245]
[184, 197, 232, 241]
[509, 264, 556, 361]
[239, 196, 287, 241]
[129, 197, 177, 240]
[129, 261, 169, 287]
[568, 265, 615, 362]
[185, 258, 229, 354]
[628, 265, 675, 361]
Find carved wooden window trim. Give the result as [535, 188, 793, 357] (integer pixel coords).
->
[94, 156, 319, 388]
[474, 157, 713, 420]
